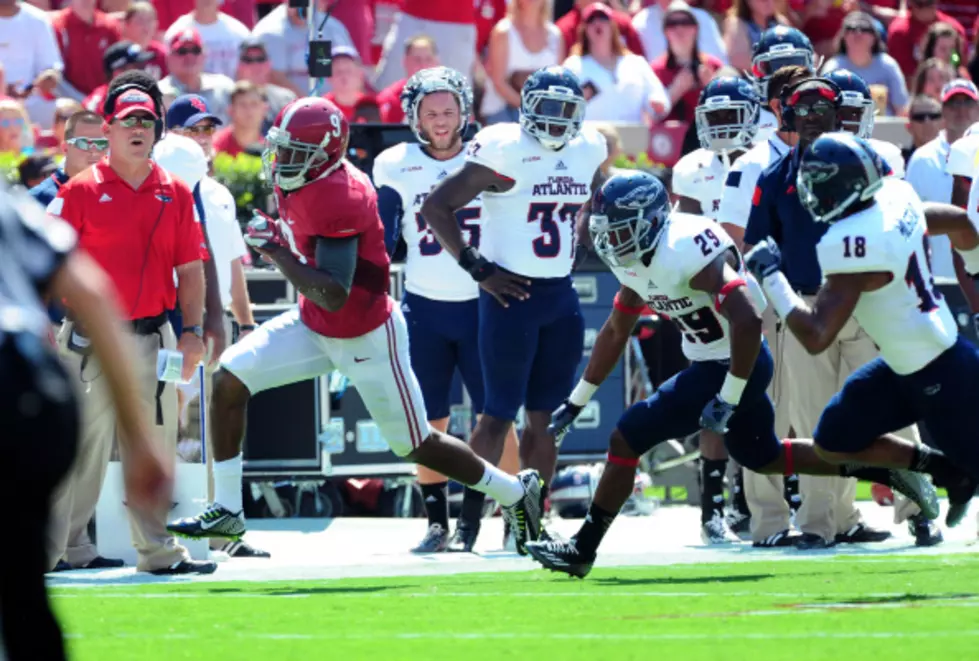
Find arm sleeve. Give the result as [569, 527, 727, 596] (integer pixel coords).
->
[376, 185, 403, 258]
[315, 235, 359, 292]
[175, 187, 207, 266]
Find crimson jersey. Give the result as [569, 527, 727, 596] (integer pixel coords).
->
[275, 161, 393, 338]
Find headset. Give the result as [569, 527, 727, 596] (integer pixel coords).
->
[102, 81, 166, 143]
[779, 77, 843, 133]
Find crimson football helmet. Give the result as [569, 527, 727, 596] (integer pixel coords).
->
[263, 97, 349, 191]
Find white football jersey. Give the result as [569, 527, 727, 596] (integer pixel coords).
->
[869, 138, 905, 179]
[672, 148, 728, 220]
[754, 108, 778, 146]
[609, 213, 763, 362]
[945, 122, 979, 180]
[373, 142, 479, 301]
[817, 179, 957, 375]
[465, 122, 607, 278]
[717, 133, 791, 230]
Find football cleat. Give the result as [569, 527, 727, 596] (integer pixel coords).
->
[412, 523, 449, 554]
[526, 537, 595, 579]
[447, 521, 480, 553]
[887, 469, 940, 521]
[943, 475, 977, 528]
[752, 529, 801, 548]
[908, 513, 943, 547]
[726, 509, 751, 536]
[834, 523, 891, 544]
[167, 503, 245, 540]
[501, 469, 543, 556]
[701, 512, 741, 545]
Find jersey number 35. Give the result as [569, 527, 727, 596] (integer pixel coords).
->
[416, 208, 481, 256]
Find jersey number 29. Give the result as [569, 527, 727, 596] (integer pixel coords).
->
[416, 208, 481, 256]
[528, 202, 583, 258]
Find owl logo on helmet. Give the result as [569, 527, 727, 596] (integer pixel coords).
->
[589, 171, 671, 268]
[797, 132, 885, 224]
[519, 66, 587, 151]
[399, 66, 473, 146]
[263, 97, 349, 192]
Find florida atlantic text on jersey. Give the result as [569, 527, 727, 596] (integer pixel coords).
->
[816, 178, 958, 374]
[465, 122, 607, 278]
[373, 142, 480, 301]
[609, 213, 764, 362]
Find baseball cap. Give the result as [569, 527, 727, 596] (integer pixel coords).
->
[166, 94, 223, 129]
[664, 0, 696, 22]
[332, 44, 360, 62]
[842, 11, 875, 31]
[103, 41, 154, 76]
[108, 89, 159, 121]
[582, 2, 613, 22]
[169, 27, 203, 52]
[239, 36, 267, 56]
[941, 79, 979, 103]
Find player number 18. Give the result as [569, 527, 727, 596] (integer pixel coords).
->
[842, 235, 866, 258]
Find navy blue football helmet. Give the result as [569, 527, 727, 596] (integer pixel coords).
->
[695, 77, 761, 153]
[822, 69, 875, 139]
[519, 66, 586, 151]
[400, 66, 473, 145]
[590, 171, 671, 267]
[797, 132, 886, 223]
[751, 26, 815, 96]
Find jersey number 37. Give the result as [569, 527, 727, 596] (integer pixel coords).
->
[528, 202, 583, 258]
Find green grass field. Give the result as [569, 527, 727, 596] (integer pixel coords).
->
[54, 554, 979, 661]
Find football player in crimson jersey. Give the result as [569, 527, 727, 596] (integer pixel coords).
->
[167, 97, 546, 555]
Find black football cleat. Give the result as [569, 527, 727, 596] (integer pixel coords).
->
[752, 529, 801, 548]
[81, 556, 126, 569]
[834, 523, 891, 544]
[148, 559, 218, 576]
[447, 521, 480, 553]
[411, 523, 449, 553]
[943, 476, 978, 528]
[167, 503, 246, 540]
[501, 469, 543, 556]
[795, 533, 834, 550]
[526, 537, 595, 579]
[908, 513, 943, 547]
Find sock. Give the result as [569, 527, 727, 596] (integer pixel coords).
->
[908, 445, 956, 486]
[839, 464, 894, 488]
[473, 460, 525, 508]
[784, 473, 801, 512]
[420, 482, 449, 530]
[700, 459, 727, 524]
[732, 467, 749, 516]
[459, 487, 487, 527]
[575, 503, 617, 555]
[539, 484, 550, 515]
[212, 454, 243, 513]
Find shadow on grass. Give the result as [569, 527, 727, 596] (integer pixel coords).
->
[593, 573, 774, 587]
[205, 584, 412, 596]
[814, 592, 979, 605]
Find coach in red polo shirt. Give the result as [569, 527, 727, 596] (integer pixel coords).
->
[47, 83, 215, 576]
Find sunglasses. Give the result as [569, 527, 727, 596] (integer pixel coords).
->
[844, 26, 875, 34]
[0, 118, 24, 128]
[180, 124, 216, 136]
[174, 47, 202, 56]
[67, 137, 109, 151]
[910, 0, 935, 6]
[793, 100, 835, 117]
[117, 116, 156, 129]
[240, 55, 267, 64]
[665, 19, 697, 28]
[910, 111, 942, 122]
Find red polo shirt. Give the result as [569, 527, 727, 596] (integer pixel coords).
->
[49, 161, 206, 320]
[376, 78, 406, 124]
[556, 7, 646, 58]
[324, 92, 380, 123]
[887, 11, 966, 79]
[213, 127, 245, 156]
[475, 0, 507, 54]
[51, 8, 121, 96]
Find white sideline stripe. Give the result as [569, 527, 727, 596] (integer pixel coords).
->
[63, 630, 979, 642]
[55, 591, 979, 600]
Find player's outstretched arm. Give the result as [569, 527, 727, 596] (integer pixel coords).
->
[921, 202, 979, 250]
[258, 236, 359, 312]
[422, 162, 511, 261]
[550, 285, 644, 440]
[745, 239, 862, 355]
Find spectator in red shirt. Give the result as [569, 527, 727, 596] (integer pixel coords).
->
[651, 2, 723, 125]
[325, 45, 380, 123]
[475, 0, 508, 55]
[937, 0, 979, 43]
[557, 0, 646, 58]
[122, 2, 168, 80]
[887, 0, 966, 80]
[51, 0, 122, 100]
[83, 40, 156, 114]
[376, 35, 439, 124]
[721, 0, 789, 72]
[970, 16, 979, 85]
[212, 80, 266, 156]
[911, 56, 956, 99]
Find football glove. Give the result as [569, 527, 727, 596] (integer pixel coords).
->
[744, 238, 782, 283]
[244, 210, 284, 249]
[700, 395, 736, 435]
[549, 400, 584, 443]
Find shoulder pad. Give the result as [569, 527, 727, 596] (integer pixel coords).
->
[372, 142, 410, 188]
[578, 124, 609, 159]
[672, 150, 714, 198]
[946, 134, 979, 179]
[466, 123, 521, 179]
[658, 214, 734, 290]
[871, 139, 905, 179]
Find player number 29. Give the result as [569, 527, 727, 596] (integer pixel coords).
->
[527, 202, 583, 258]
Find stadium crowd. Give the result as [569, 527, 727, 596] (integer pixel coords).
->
[5, 0, 979, 575]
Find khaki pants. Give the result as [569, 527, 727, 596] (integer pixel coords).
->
[47, 320, 189, 572]
[782, 302, 920, 542]
[744, 308, 792, 541]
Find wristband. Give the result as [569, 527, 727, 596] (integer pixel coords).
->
[761, 271, 805, 320]
[957, 243, 979, 276]
[718, 373, 748, 405]
[568, 380, 599, 407]
[458, 246, 497, 282]
[239, 324, 256, 331]
[613, 291, 646, 315]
